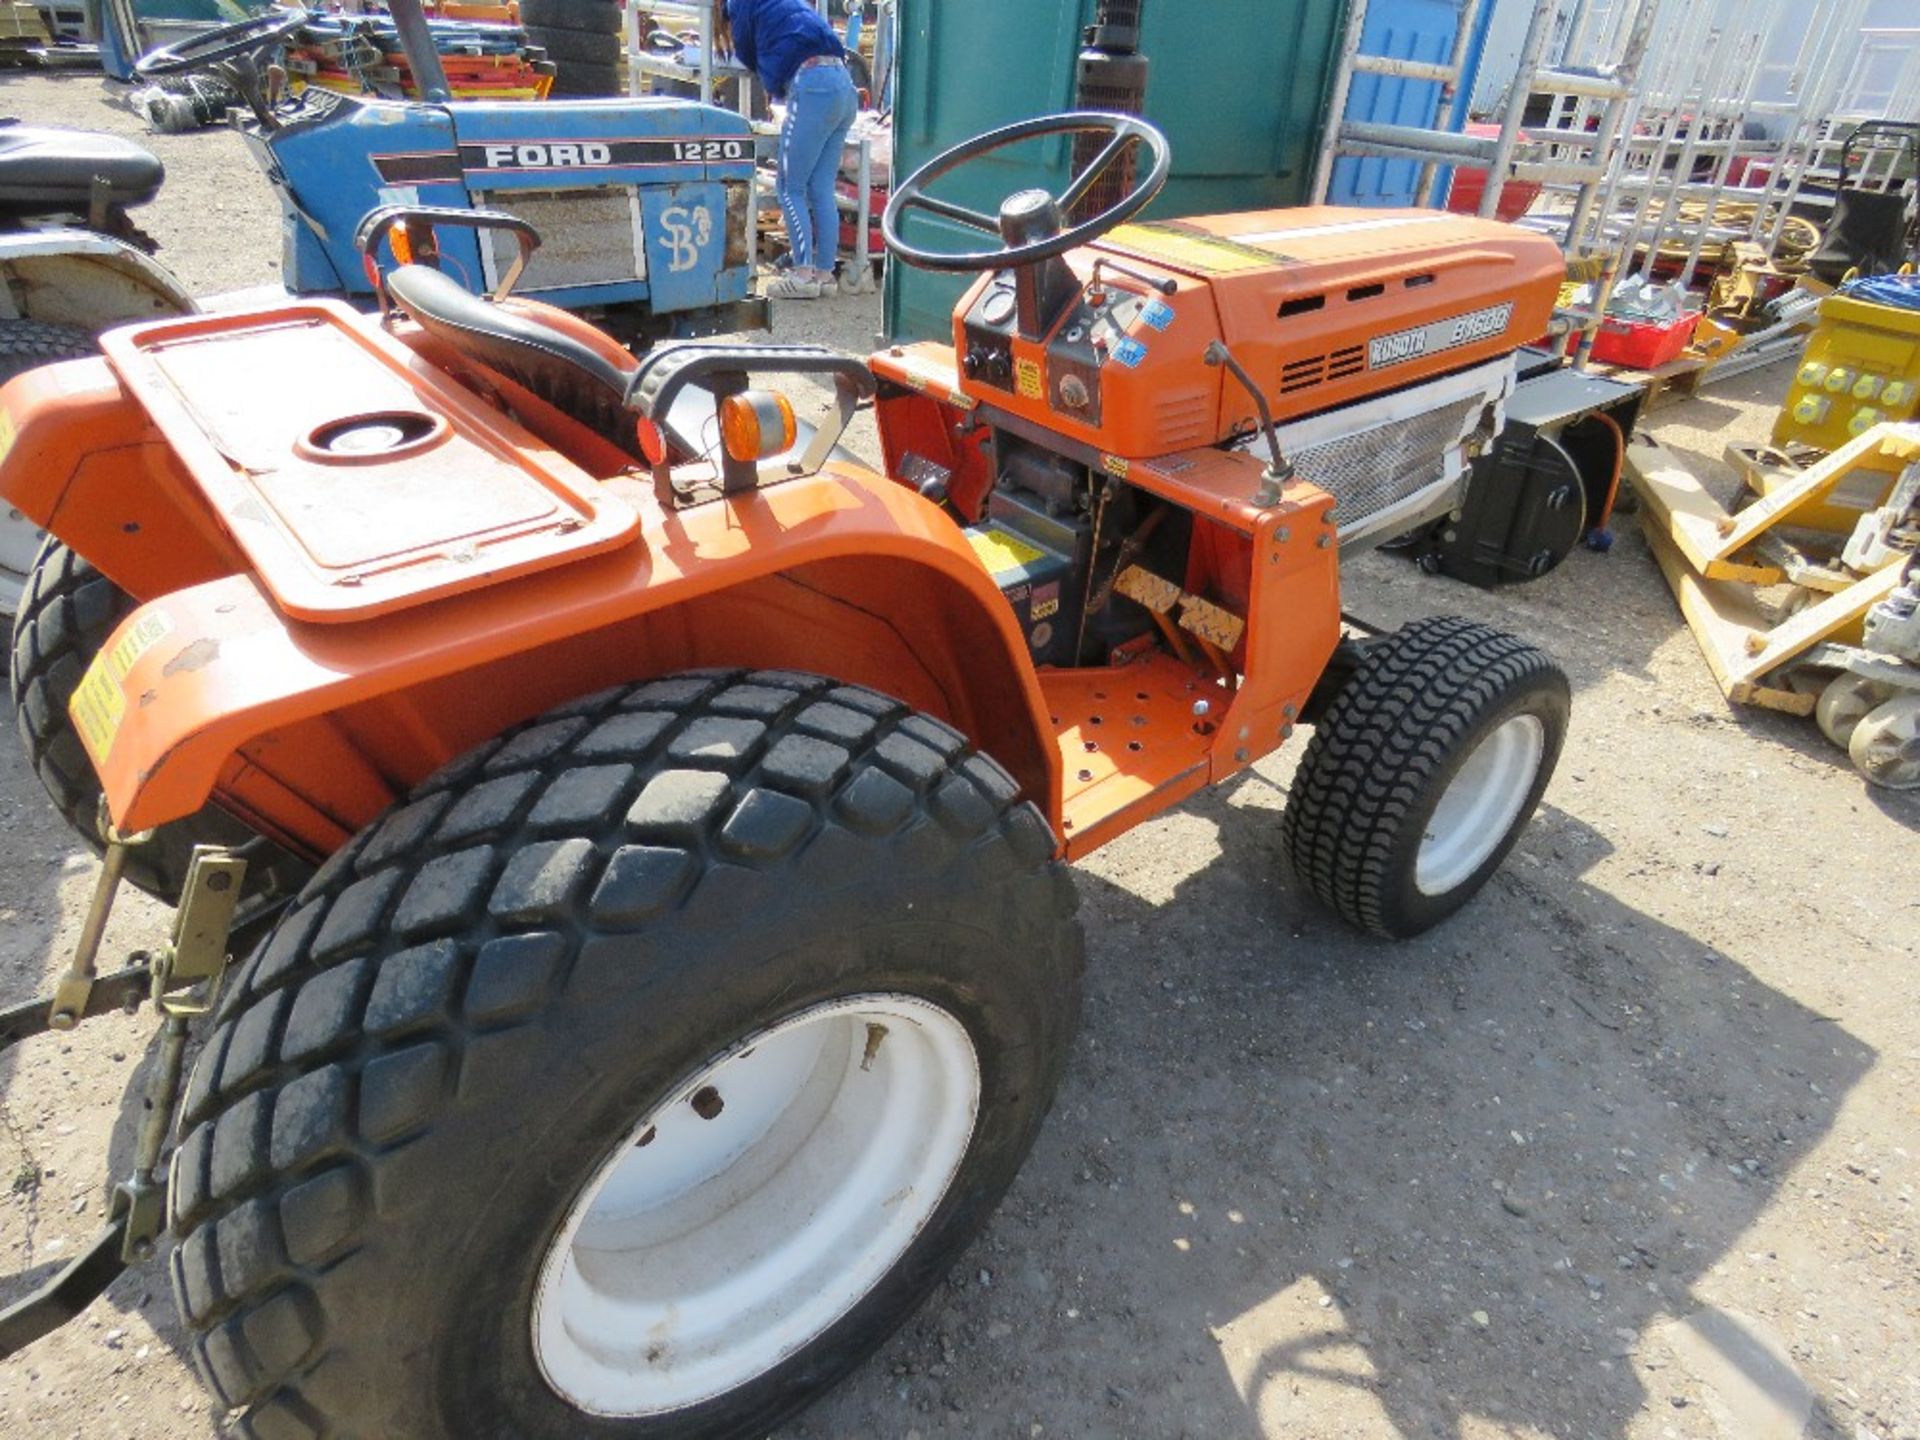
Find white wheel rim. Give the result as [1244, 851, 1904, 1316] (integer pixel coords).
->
[532, 994, 981, 1417]
[1815, 674, 1889, 750]
[1416, 713, 1546, 896]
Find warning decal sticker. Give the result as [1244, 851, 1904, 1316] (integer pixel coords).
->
[67, 611, 174, 763]
[967, 527, 1046, 577]
[1106, 223, 1276, 275]
[70, 655, 126, 764]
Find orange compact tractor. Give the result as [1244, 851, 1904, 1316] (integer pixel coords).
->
[0, 116, 1569, 1436]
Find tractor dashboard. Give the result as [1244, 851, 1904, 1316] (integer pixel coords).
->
[950, 206, 1563, 461]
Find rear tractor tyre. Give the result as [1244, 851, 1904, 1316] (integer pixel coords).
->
[167, 669, 1083, 1439]
[0, 317, 94, 385]
[0, 321, 96, 612]
[1280, 615, 1569, 938]
[10, 538, 307, 910]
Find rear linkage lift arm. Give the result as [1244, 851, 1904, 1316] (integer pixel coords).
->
[0, 830, 248, 1359]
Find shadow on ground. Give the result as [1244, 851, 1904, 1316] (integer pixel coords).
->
[780, 775, 1873, 1440]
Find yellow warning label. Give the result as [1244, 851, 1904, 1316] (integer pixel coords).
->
[108, 611, 174, 680]
[66, 611, 172, 764]
[1031, 596, 1060, 621]
[1014, 357, 1044, 400]
[1108, 223, 1275, 274]
[967, 527, 1045, 577]
[70, 653, 127, 763]
[0, 406, 15, 468]
[1101, 455, 1130, 479]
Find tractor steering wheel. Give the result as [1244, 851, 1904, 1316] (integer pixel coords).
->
[135, 7, 310, 129]
[883, 112, 1171, 273]
[134, 6, 310, 78]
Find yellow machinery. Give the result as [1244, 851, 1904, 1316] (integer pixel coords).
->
[1772, 289, 1920, 450]
[1629, 422, 1920, 789]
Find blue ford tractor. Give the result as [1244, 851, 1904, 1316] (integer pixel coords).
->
[151, 4, 767, 344]
[2, 2, 766, 356]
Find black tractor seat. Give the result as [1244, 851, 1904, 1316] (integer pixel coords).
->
[388, 262, 636, 441]
[0, 121, 165, 221]
[386, 262, 862, 471]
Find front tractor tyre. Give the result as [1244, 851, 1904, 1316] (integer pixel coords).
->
[1280, 616, 1569, 938]
[167, 669, 1083, 1439]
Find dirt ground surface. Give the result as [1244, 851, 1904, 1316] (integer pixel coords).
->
[2, 72, 1916, 1440]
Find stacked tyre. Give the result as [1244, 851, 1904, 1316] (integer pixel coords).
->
[522, 0, 624, 98]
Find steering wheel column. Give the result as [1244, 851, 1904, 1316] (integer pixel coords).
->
[883, 113, 1172, 342]
[994, 190, 1082, 341]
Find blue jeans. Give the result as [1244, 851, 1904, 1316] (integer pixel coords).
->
[778, 62, 859, 275]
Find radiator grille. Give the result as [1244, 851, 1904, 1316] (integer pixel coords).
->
[1289, 390, 1488, 535]
[476, 188, 643, 291]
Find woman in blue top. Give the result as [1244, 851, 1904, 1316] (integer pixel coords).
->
[714, 0, 859, 300]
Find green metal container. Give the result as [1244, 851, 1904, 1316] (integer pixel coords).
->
[883, 0, 1348, 341]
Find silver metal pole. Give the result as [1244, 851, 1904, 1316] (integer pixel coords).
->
[1636, 11, 1746, 285]
[1477, 0, 1564, 220]
[1612, 0, 1709, 280]
[854, 133, 872, 281]
[1418, 0, 1486, 207]
[1311, 0, 1373, 205]
[1761, 0, 1870, 255]
[1675, 0, 1784, 287]
[699, 0, 713, 106]
[1563, 0, 1661, 254]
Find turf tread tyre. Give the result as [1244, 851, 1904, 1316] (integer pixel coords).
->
[168, 669, 1082, 1438]
[517, 0, 621, 32]
[9, 539, 305, 905]
[1279, 615, 1567, 938]
[524, 21, 622, 65]
[0, 318, 94, 384]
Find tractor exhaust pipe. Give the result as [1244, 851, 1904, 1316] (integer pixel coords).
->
[1069, 0, 1149, 223]
[386, 0, 453, 103]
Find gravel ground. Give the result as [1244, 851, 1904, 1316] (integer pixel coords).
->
[2, 72, 1916, 1440]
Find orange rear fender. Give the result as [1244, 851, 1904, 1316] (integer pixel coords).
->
[0, 358, 246, 596]
[77, 466, 1063, 852]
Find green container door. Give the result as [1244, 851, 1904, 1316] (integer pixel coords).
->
[884, 0, 1347, 341]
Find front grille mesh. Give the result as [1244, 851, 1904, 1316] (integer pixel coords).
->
[477, 188, 641, 291]
[1289, 390, 1487, 535]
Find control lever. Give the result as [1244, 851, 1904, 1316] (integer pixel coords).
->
[1204, 341, 1293, 508]
[1091, 256, 1177, 297]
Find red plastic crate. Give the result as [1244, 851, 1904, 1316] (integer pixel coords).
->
[1444, 125, 1543, 222]
[1590, 310, 1701, 370]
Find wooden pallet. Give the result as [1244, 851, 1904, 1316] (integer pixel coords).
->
[1592, 354, 1712, 411]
